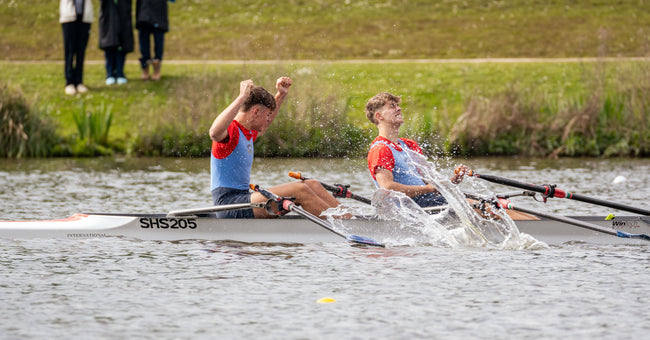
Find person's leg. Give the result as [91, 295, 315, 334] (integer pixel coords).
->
[138, 26, 151, 79]
[151, 28, 165, 80]
[73, 22, 91, 87]
[138, 26, 152, 67]
[250, 180, 340, 218]
[212, 188, 255, 218]
[62, 22, 75, 87]
[413, 192, 447, 207]
[115, 49, 127, 83]
[153, 29, 164, 61]
[104, 48, 115, 79]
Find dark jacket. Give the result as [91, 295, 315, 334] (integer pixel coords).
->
[99, 0, 134, 52]
[136, 0, 169, 32]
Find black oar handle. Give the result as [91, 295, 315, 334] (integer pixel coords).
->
[469, 171, 650, 216]
[288, 172, 372, 205]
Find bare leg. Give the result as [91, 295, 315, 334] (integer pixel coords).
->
[250, 180, 339, 218]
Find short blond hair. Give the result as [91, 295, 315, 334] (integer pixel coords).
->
[365, 92, 401, 125]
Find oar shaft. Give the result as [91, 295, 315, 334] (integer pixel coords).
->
[283, 201, 348, 239]
[167, 203, 265, 217]
[498, 199, 650, 241]
[497, 199, 616, 237]
[249, 184, 384, 247]
[471, 172, 650, 215]
[563, 192, 650, 215]
[289, 172, 372, 205]
[471, 173, 548, 193]
[251, 184, 345, 237]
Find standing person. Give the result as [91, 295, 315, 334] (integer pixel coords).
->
[209, 77, 342, 218]
[99, 0, 134, 85]
[60, 0, 93, 95]
[365, 92, 468, 207]
[136, 0, 173, 81]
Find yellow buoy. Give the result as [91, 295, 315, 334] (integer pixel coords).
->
[317, 297, 336, 303]
[605, 213, 616, 220]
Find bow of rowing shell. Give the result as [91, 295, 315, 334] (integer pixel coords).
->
[1, 213, 649, 246]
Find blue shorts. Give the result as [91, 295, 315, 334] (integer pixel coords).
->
[412, 192, 447, 207]
[211, 187, 254, 218]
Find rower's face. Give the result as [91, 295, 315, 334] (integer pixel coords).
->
[378, 101, 403, 125]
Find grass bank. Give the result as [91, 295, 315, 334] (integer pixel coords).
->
[1, 59, 648, 157]
[2, 0, 649, 61]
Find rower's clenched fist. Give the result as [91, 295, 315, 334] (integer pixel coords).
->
[276, 77, 292, 96]
[240, 79, 254, 98]
[451, 164, 470, 184]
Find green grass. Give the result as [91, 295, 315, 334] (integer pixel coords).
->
[1, 0, 649, 157]
[0, 60, 590, 139]
[1, 59, 648, 157]
[1, 0, 649, 61]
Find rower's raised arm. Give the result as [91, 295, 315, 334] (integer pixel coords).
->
[209, 80, 254, 142]
[258, 77, 292, 135]
[274, 77, 292, 109]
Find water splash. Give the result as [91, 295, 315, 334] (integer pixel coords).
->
[324, 149, 545, 249]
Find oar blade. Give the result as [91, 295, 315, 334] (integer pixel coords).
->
[346, 234, 385, 247]
[616, 231, 650, 241]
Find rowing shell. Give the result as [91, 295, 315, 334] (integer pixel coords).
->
[1, 213, 648, 246]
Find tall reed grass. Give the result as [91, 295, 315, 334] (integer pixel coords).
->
[449, 61, 650, 157]
[0, 85, 59, 158]
[130, 70, 371, 157]
[71, 102, 114, 156]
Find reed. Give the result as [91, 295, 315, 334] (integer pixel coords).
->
[128, 68, 372, 157]
[448, 61, 650, 157]
[70, 102, 114, 156]
[0, 85, 59, 158]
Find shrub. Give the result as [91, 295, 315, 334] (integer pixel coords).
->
[0, 85, 59, 158]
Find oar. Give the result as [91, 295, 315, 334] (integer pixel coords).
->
[466, 170, 650, 216]
[289, 171, 450, 214]
[496, 198, 650, 242]
[288, 172, 372, 204]
[167, 202, 266, 217]
[249, 184, 384, 247]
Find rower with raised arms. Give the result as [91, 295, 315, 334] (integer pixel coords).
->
[209, 77, 342, 218]
[365, 92, 469, 207]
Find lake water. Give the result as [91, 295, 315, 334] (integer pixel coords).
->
[1, 157, 649, 339]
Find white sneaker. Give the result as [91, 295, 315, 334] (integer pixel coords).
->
[117, 77, 128, 85]
[76, 84, 88, 94]
[65, 84, 76, 95]
[106, 77, 116, 85]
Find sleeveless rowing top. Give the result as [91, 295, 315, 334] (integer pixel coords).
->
[368, 137, 426, 187]
[210, 120, 257, 191]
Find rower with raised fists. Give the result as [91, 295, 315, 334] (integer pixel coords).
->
[209, 77, 342, 218]
[364, 92, 469, 207]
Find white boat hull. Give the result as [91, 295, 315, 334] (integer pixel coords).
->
[1, 213, 649, 246]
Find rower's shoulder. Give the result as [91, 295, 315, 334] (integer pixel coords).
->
[399, 138, 421, 152]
